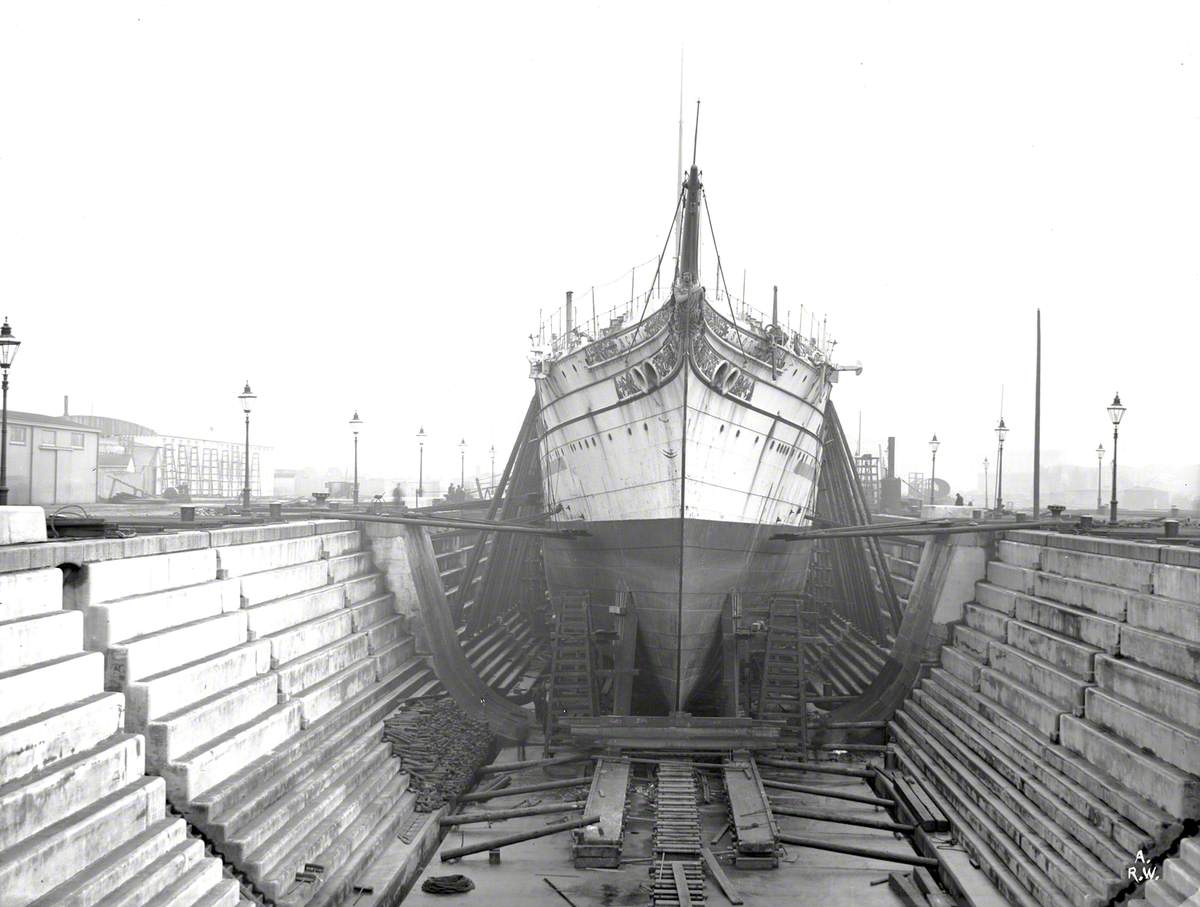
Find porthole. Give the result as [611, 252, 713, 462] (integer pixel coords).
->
[719, 425, 725, 433]
[722, 367, 742, 394]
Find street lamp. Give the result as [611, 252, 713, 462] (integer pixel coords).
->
[0, 319, 21, 506]
[238, 382, 256, 509]
[1095, 444, 1105, 512]
[350, 411, 362, 505]
[928, 434, 940, 505]
[489, 444, 496, 496]
[994, 417, 1009, 514]
[458, 438, 467, 491]
[1107, 393, 1126, 524]
[983, 457, 990, 511]
[416, 426, 426, 509]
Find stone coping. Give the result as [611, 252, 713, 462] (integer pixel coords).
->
[1005, 529, 1200, 569]
[0, 520, 358, 576]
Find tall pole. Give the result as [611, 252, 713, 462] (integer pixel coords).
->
[418, 442, 424, 508]
[0, 370, 9, 505]
[1110, 425, 1119, 524]
[243, 411, 251, 509]
[353, 433, 359, 505]
[996, 438, 1004, 514]
[1096, 446, 1104, 511]
[983, 458, 990, 510]
[1033, 310, 1041, 517]
[490, 445, 495, 494]
[929, 449, 937, 504]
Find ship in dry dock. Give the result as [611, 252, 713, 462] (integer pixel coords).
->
[530, 161, 856, 712]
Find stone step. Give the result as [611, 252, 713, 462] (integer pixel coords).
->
[188, 662, 416, 827]
[262, 610, 354, 668]
[987, 641, 1089, 712]
[373, 636, 417, 679]
[987, 561, 1036, 594]
[0, 609, 83, 672]
[348, 592, 393, 631]
[1124, 590, 1200, 646]
[295, 658, 377, 727]
[1095, 655, 1200, 729]
[279, 772, 412, 907]
[146, 674, 280, 768]
[1147, 561, 1200, 605]
[979, 666, 1066, 742]
[276, 633, 369, 698]
[72, 549, 218, 609]
[1059, 715, 1200, 817]
[890, 719, 1076, 907]
[161, 700, 303, 806]
[125, 641, 271, 732]
[344, 574, 383, 605]
[975, 582, 1020, 615]
[254, 752, 400, 899]
[1144, 876, 1189, 907]
[998, 540, 1043, 570]
[900, 698, 1123, 900]
[1162, 850, 1200, 903]
[0, 776, 167, 903]
[0, 732, 144, 851]
[1120, 625, 1200, 684]
[239, 561, 330, 608]
[321, 530, 363, 559]
[106, 611, 250, 689]
[192, 877, 241, 907]
[216, 536, 325, 578]
[921, 672, 1153, 858]
[1013, 594, 1121, 653]
[954, 624, 993, 660]
[92, 837, 206, 907]
[1039, 547, 1154, 593]
[365, 616, 406, 654]
[329, 551, 373, 584]
[27, 817, 188, 907]
[83, 578, 242, 651]
[1032, 571, 1132, 621]
[1084, 688, 1200, 776]
[244, 585, 345, 639]
[0, 650, 104, 727]
[220, 734, 384, 864]
[941, 644, 984, 689]
[0, 567, 64, 621]
[0, 691, 125, 784]
[1006, 621, 1100, 681]
[152, 855, 225, 907]
[965, 602, 1010, 639]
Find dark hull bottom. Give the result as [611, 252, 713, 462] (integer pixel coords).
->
[541, 518, 813, 710]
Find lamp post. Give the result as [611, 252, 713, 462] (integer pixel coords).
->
[489, 444, 496, 496]
[0, 319, 21, 506]
[238, 382, 256, 509]
[416, 426, 426, 509]
[1108, 394, 1126, 524]
[350, 411, 362, 505]
[983, 457, 990, 511]
[458, 438, 466, 491]
[994, 417, 1008, 514]
[928, 434, 940, 504]
[1095, 443, 1105, 512]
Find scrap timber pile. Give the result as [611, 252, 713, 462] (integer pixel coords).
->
[384, 696, 497, 811]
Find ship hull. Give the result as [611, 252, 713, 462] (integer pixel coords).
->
[535, 292, 834, 708]
[542, 517, 812, 711]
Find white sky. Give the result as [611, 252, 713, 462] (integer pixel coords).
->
[2, 2, 1197, 495]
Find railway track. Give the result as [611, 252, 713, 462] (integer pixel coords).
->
[651, 761, 706, 906]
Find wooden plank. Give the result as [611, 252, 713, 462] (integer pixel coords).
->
[671, 862, 694, 907]
[723, 759, 777, 854]
[887, 871, 929, 906]
[701, 844, 744, 905]
[580, 757, 630, 845]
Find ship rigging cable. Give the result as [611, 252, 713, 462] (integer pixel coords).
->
[701, 187, 749, 366]
[629, 185, 686, 347]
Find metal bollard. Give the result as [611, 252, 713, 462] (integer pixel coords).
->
[180, 506, 195, 523]
[1164, 520, 1180, 538]
[1079, 515, 1094, 531]
[270, 502, 283, 520]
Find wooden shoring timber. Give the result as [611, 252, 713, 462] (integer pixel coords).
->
[402, 523, 533, 742]
[777, 833, 938, 868]
[439, 812, 601, 861]
[722, 756, 779, 868]
[573, 756, 632, 868]
[566, 715, 783, 752]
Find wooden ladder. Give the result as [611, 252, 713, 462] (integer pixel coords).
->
[755, 594, 820, 751]
[543, 592, 599, 754]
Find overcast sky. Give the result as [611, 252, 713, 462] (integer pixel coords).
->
[2, 2, 1197, 496]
